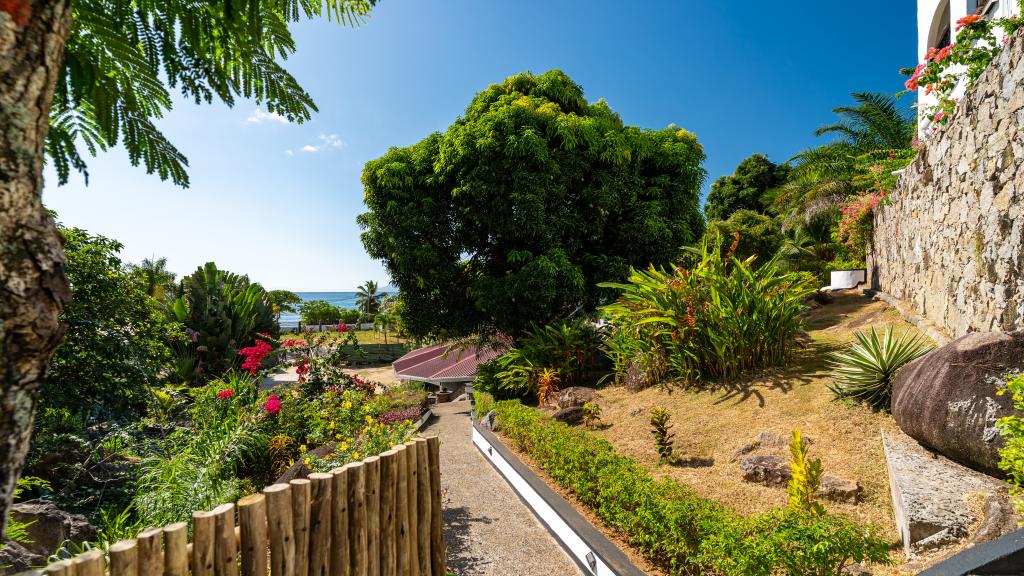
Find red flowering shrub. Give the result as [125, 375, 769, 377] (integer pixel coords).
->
[337, 323, 348, 333]
[903, 11, 1023, 128]
[296, 358, 310, 383]
[239, 339, 273, 375]
[837, 191, 886, 261]
[217, 389, 236, 400]
[265, 393, 282, 415]
[377, 407, 423, 425]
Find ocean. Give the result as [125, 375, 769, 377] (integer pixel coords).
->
[278, 291, 361, 326]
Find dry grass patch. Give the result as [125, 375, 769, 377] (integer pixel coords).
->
[590, 292, 931, 544]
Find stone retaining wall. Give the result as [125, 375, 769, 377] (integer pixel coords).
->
[867, 27, 1024, 338]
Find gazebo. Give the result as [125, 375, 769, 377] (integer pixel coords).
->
[392, 343, 503, 399]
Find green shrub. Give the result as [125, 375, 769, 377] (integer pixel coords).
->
[705, 210, 784, 266]
[997, 373, 1024, 517]
[490, 319, 607, 399]
[650, 407, 675, 463]
[491, 400, 891, 575]
[601, 235, 816, 386]
[473, 391, 497, 419]
[828, 326, 932, 409]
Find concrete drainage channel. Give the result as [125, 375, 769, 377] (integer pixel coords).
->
[471, 420, 645, 576]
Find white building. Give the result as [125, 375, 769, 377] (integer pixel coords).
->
[916, 0, 1021, 133]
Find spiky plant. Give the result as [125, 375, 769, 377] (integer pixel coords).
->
[827, 326, 933, 409]
[537, 367, 561, 408]
[650, 407, 675, 462]
[787, 430, 825, 516]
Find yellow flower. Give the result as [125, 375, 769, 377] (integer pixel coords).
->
[335, 433, 342, 440]
[304, 458, 311, 466]
[339, 442, 349, 451]
[352, 451, 360, 460]
[288, 459, 294, 466]
[299, 444, 307, 452]
[343, 401, 353, 410]
[329, 422, 336, 430]
[365, 415, 374, 425]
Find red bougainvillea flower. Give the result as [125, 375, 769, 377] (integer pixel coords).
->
[295, 358, 309, 383]
[217, 389, 236, 400]
[337, 323, 347, 333]
[239, 339, 273, 375]
[264, 394, 282, 415]
[282, 339, 307, 348]
[956, 14, 981, 31]
[933, 111, 946, 122]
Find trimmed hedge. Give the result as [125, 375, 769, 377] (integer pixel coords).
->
[479, 393, 891, 576]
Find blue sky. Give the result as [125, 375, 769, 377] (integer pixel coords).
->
[43, 0, 917, 291]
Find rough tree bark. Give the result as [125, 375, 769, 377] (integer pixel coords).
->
[0, 0, 73, 538]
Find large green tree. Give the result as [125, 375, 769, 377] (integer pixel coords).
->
[359, 70, 706, 339]
[704, 154, 790, 221]
[0, 0, 374, 536]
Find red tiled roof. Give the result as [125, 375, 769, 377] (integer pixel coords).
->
[393, 343, 503, 382]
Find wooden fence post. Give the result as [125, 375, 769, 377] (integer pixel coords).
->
[72, 549, 105, 576]
[347, 462, 367, 576]
[394, 445, 410, 576]
[404, 441, 419, 576]
[136, 528, 163, 576]
[413, 439, 430, 576]
[238, 493, 268, 576]
[426, 436, 444, 576]
[163, 523, 189, 576]
[378, 450, 398, 576]
[308, 473, 332, 576]
[109, 540, 138, 576]
[329, 467, 349, 576]
[212, 503, 238, 576]
[290, 479, 312, 576]
[193, 511, 217, 576]
[265, 483, 295, 576]
[363, 456, 380, 576]
[44, 558, 74, 576]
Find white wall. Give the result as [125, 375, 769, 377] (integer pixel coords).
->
[917, 0, 1022, 135]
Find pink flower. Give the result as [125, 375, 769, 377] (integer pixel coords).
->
[217, 389, 235, 400]
[337, 323, 347, 333]
[239, 339, 273, 375]
[264, 394, 282, 415]
[933, 111, 946, 122]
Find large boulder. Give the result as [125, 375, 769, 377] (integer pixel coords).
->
[556, 387, 599, 409]
[891, 331, 1024, 476]
[10, 501, 96, 559]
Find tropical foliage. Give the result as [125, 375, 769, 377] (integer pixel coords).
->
[168, 263, 278, 379]
[355, 280, 383, 315]
[787, 430, 825, 516]
[45, 224, 183, 422]
[268, 290, 303, 321]
[299, 300, 343, 325]
[601, 235, 817, 386]
[359, 70, 706, 339]
[129, 257, 176, 301]
[704, 209, 784, 266]
[997, 373, 1024, 517]
[704, 154, 790, 221]
[827, 326, 933, 409]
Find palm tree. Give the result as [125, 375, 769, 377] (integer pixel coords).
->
[355, 280, 381, 316]
[813, 92, 915, 152]
[132, 257, 176, 301]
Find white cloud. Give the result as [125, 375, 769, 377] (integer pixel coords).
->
[299, 133, 345, 153]
[245, 108, 289, 125]
[284, 149, 294, 157]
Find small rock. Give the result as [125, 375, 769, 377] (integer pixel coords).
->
[0, 539, 46, 573]
[731, 441, 760, 462]
[970, 492, 1019, 545]
[739, 455, 792, 487]
[481, 410, 498, 431]
[817, 476, 862, 504]
[841, 562, 872, 576]
[628, 407, 644, 417]
[755, 431, 811, 448]
[552, 406, 585, 425]
[11, 501, 96, 558]
[557, 387, 600, 409]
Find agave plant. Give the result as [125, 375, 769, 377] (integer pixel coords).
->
[827, 326, 933, 409]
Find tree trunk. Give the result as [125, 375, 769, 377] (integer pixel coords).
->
[0, 0, 73, 538]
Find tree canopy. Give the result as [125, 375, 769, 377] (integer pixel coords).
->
[358, 70, 706, 338]
[704, 154, 790, 221]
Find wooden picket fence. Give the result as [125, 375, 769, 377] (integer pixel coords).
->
[41, 437, 444, 576]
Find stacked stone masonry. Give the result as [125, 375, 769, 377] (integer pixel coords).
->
[868, 27, 1024, 338]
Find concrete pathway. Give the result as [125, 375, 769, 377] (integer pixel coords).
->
[423, 398, 582, 576]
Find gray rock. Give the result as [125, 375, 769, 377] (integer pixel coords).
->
[841, 562, 871, 576]
[481, 409, 498, 431]
[551, 406, 585, 426]
[0, 539, 45, 572]
[882, 431, 1005, 556]
[556, 387, 599, 409]
[891, 330, 1024, 475]
[970, 492, 1020, 545]
[627, 407, 644, 417]
[739, 455, 791, 487]
[10, 501, 96, 559]
[817, 476, 862, 504]
[731, 431, 810, 462]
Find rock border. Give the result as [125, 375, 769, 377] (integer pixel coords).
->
[471, 420, 645, 576]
